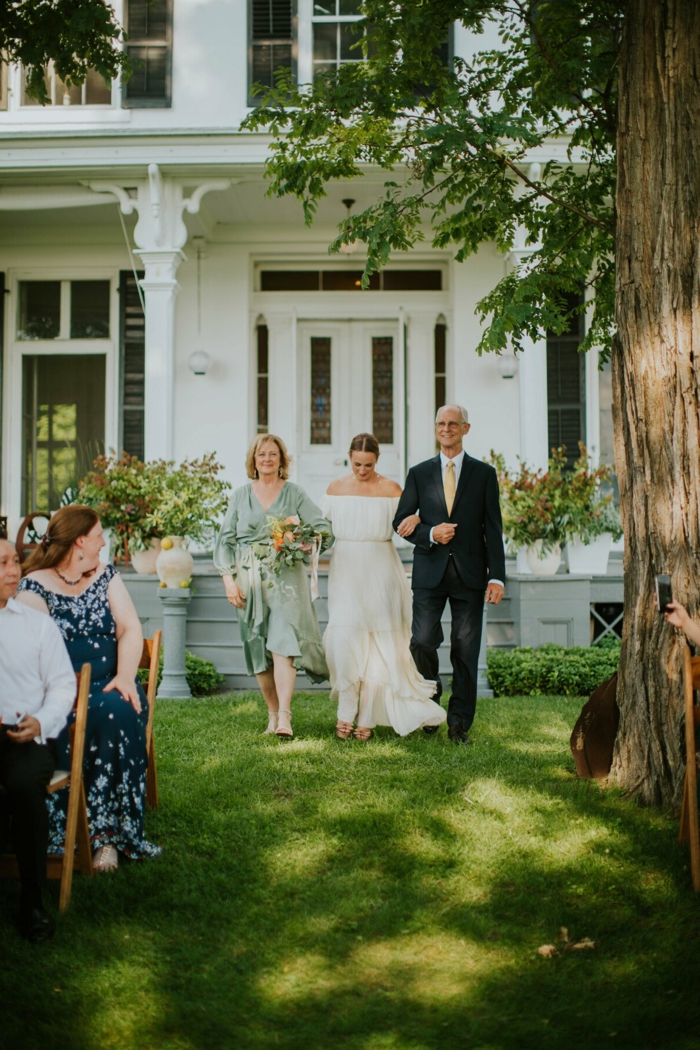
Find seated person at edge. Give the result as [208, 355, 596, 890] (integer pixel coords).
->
[16, 505, 162, 872]
[214, 433, 333, 739]
[0, 539, 75, 942]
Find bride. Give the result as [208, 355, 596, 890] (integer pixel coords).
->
[322, 433, 446, 740]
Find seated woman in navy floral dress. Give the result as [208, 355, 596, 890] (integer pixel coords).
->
[17, 506, 161, 871]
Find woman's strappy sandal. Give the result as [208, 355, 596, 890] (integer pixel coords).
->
[275, 710, 294, 738]
[335, 720, 354, 740]
[353, 726, 373, 742]
[93, 845, 118, 872]
[263, 712, 279, 735]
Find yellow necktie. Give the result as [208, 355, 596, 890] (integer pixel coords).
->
[444, 460, 456, 515]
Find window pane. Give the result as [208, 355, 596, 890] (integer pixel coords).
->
[321, 270, 380, 290]
[372, 337, 393, 444]
[310, 338, 332, 445]
[85, 68, 112, 104]
[340, 21, 362, 60]
[22, 355, 105, 513]
[126, 46, 168, 98]
[313, 61, 336, 77]
[252, 42, 293, 91]
[339, 0, 362, 13]
[71, 281, 110, 338]
[434, 322, 446, 374]
[261, 271, 320, 291]
[257, 324, 269, 433]
[383, 270, 442, 290]
[313, 23, 338, 62]
[18, 282, 61, 340]
[55, 75, 82, 106]
[313, 0, 337, 13]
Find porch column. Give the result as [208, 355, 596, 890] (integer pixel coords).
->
[135, 249, 184, 461]
[404, 312, 438, 469]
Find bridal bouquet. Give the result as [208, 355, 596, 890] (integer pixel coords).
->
[254, 515, 330, 581]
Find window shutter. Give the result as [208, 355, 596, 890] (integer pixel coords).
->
[123, 0, 173, 108]
[547, 293, 585, 466]
[249, 0, 295, 105]
[119, 272, 146, 460]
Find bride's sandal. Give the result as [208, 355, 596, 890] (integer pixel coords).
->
[353, 726, 372, 742]
[335, 720, 354, 740]
[263, 712, 278, 735]
[276, 710, 294, 738]
[93, 845, 118, 872]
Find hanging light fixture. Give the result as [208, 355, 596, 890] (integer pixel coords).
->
[188, 238, 212, 376]
[338, 198, 358, 255]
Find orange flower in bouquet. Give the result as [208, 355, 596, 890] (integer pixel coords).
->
[254, 515, 329, 583]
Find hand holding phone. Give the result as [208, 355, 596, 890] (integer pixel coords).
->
[656, 573, 673, 614]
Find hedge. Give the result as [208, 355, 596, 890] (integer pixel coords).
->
[139, 650, 225, 697]
[486, 639, 620, 697]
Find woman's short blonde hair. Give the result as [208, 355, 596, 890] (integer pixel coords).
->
[245, 433, 291, 480]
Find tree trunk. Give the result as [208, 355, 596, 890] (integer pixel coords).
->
[613, 0, 700, 805]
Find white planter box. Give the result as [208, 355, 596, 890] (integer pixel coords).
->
[565, 533, 613, 576]
[525, 540, 562, 576]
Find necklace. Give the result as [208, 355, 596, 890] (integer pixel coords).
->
[53, 566, 96, 587]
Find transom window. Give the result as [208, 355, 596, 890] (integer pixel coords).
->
[260, 269, 442, 291]
[312, 0, 365, 77]
[18, 281, 111, 340]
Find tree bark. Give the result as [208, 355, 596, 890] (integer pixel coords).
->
[613, 0, 700, 805]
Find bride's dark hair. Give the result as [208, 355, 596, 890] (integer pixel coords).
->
[348, 433, 380, 457]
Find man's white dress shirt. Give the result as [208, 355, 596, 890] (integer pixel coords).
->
[0, 598, 76, 742]
[429, 449, 504, 588]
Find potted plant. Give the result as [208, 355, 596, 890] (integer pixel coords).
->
[75, 453, 168, 570]
[565, 491, 623, 575]
[141, 453, 231, 589]
[491, 449, 572, 574]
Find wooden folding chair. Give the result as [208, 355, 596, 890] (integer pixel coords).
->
[139, 631, 162, 811]
[0, 663, 93, 912]
[679, 644, 700, 892]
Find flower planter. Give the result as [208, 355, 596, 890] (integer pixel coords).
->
[156, 537, 194, 589]
[525, 540, 562, 576]
[565, 533, 613, 576]
[130, 539, 160, 575]
[515, 548, 532, 574]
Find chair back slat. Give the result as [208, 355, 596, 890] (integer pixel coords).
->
[690, 655, 700, 691]
[145, 630, 162, 754]
[682, 645, 700, 891]
[139, 637, 154, 670]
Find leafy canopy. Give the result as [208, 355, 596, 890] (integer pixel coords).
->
[1, 0, 128, 104]
[243, 1, 624, 358]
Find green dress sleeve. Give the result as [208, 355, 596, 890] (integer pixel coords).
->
[213, 490, 239, 578]
[292, 485, 334, 551]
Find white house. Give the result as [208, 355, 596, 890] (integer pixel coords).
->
[0, 0, 615, 539]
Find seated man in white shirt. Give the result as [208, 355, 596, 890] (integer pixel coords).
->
[0, 539, 76, 943]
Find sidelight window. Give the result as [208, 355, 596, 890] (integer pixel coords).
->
[310, 337, 332, 444]
[372, 336, 393, 444]
[547, 292, 585, 467]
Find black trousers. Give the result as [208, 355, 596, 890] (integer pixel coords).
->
[410, 557, 485, 731]
[0, 728, 56, 910]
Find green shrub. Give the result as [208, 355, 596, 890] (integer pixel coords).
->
[138, 650, 225, 697]
[486, 640, 620, 697]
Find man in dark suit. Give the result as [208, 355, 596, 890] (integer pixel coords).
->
[394, 405, 505, 744]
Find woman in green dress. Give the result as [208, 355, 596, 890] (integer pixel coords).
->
[214, 434, 332, 738]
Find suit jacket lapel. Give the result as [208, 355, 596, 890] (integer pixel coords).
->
[430, 456, 449, 518]
[452, 454, 475, 515]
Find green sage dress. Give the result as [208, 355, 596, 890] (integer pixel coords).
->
[213, 482, 333, 683]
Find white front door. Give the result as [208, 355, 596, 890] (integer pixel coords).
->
[297, 320, 403, 503]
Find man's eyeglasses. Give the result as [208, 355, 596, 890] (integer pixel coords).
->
[436, 422, 464, 431]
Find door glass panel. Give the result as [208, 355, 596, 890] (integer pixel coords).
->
[18, 282, 61, 340]
[372, 336, 393, 444]
[310, 337, 332, 444]
[71, 281, 110, 338]
[22, 355, 105, 513]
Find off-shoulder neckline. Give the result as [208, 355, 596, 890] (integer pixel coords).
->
[324, 494, 400, 500]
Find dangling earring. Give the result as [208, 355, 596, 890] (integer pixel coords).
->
[78, 550, 85, 561]
[278, 468, 283, 478]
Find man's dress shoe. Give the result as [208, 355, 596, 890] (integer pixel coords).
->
[422, 725, 440, 735]
[448, 725, 472, 745]
[20, 906, 54, 944]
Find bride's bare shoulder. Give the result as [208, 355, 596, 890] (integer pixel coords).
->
[326, 476, 354, 495]
[380, 477, 403, 497]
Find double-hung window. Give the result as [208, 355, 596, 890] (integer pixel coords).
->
[249, 0, 296, 105]
[311, 0, 365, 77]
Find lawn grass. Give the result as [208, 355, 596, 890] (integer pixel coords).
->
[1, 692, 699, 1050]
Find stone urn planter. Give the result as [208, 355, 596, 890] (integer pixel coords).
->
[565, 533, 613, 576]
[156, 537, 194, 589]
[525, 540, 561, 576]
[130, 538, 160, 575]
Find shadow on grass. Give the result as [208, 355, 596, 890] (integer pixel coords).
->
[2, 693, 700, 1050]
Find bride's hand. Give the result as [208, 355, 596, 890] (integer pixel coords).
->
[397, 514, 421, 538]
[224, 580, 246, 609]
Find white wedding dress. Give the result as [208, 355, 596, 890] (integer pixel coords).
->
[321, 495, 446, 735]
